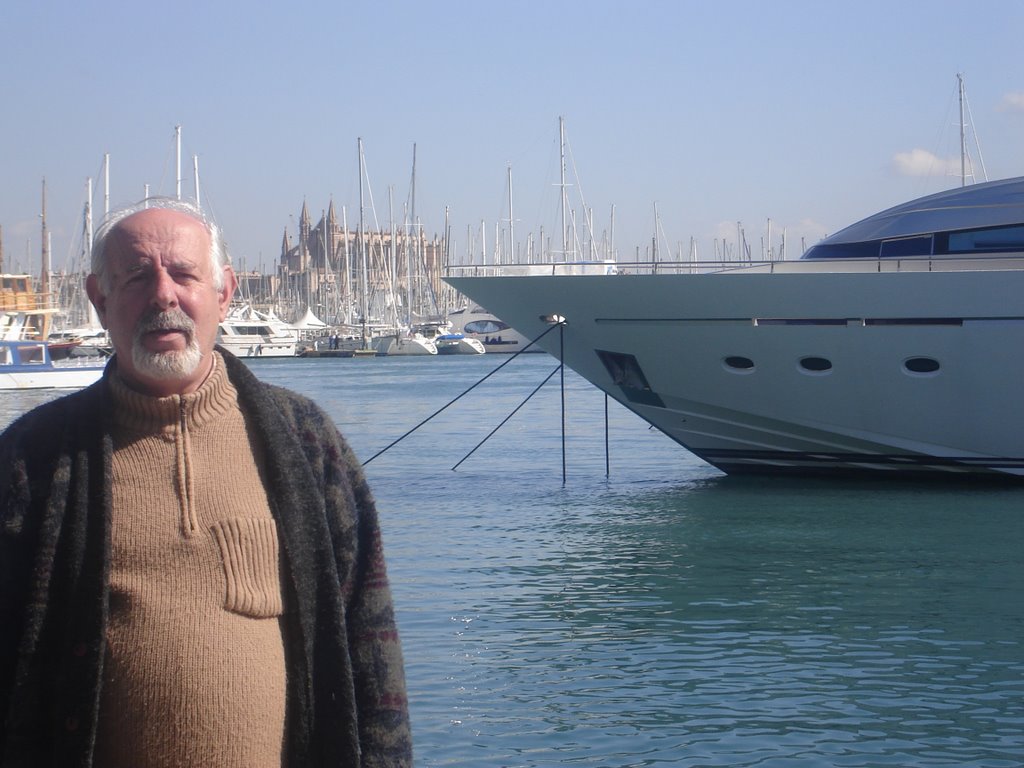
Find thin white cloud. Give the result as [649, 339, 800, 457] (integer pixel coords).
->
[714, 220, 741, 243]
[794, 218, 830, 243]
[892, 148, 960, 177]
[999, 92, 1024, 112]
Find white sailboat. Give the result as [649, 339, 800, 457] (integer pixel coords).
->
[362, 142, 438, 356]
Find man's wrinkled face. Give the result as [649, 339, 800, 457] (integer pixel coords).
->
[86, 208, 236, 396]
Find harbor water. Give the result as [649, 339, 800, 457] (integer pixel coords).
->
[3, 353, 1023, 767]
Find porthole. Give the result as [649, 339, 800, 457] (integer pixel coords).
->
[904, 357, 940, 375]
[799, 356, 833, 373]
[723, 355, 755, 373]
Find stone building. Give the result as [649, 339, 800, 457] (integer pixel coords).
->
[277, 199, 447, 325]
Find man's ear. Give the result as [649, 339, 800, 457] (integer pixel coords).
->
[85, 274, 109, 328]
[218, 266, 238, 321]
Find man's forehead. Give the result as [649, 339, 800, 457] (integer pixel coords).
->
[105, 211, 210, 268]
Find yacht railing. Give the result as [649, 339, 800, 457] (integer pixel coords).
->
[445, 252, 1024, 278]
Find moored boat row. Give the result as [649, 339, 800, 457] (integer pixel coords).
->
[201, 302, 497, 359]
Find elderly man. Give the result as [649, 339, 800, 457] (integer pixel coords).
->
[0, 199, 412, 767]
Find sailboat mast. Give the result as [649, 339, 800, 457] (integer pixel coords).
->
[410, 144, 417, 230]
[443, 205, 450, 312]
[958, 73, 966, 187]
[610, 204, 616, 261]
[193, 154, 201, 209]
[388, 186, 401, 327]
[507, 163, 514, 263]
[408, 144, 416, 322]
[559, 116, 568, 259]
[85, 177, 94, 253]
[41, 179, 49, 292]
[84, 176, 102, 327]
[175, 125, 182, 200]
[342, 206, 351, 325]
[653, 202, 661, 263]
[40, 178, 51, 337]
[103, 153, 110, 215]
[358, 138, 369, 347]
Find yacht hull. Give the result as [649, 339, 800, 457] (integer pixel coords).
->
[218, 338, 296, 358]
[446, 307, 542, 354]
[373, 335, 438, 355]
[447, 269, 1024, 479]
[436, 335, 486, 355]
[0, 367, 104, 390]
[218, 307, 298, 358]
[0, 340, 104, 390]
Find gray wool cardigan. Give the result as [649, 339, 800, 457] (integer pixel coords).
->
[0, 348, 412, 767]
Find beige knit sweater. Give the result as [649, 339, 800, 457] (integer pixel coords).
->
[94, 355, 288, 767]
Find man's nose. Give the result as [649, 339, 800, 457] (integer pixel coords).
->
[151, 269, 179, 309]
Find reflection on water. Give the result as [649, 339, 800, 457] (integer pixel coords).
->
[3, 357, 1022, 766]
[393, 470, 1024, 766]
[0, 388, 68, 428]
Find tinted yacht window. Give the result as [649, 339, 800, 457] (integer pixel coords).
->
[945, 225, 1024, 253]
[801, 241, 880, 260]
[879, 235, 933, 257]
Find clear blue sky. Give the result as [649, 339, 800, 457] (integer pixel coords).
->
[3, 0, 1022, 274]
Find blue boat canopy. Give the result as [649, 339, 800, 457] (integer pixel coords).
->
[802, 176, 1024, 260]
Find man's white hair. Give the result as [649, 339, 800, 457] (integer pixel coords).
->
[90, 197, 230, 291]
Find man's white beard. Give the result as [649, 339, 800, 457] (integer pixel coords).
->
[131, 308, 203, 380]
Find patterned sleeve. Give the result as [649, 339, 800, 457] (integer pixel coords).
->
[0, 416, 45, 745]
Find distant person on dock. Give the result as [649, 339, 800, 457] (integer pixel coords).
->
[0, 198, 412, 766]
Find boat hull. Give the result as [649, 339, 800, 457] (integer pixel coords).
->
[0, 363, 104, 390]
[218, 305, 299, 358]
[447, 269, 1024, 479]
[218, 338, 297, 358]
[446, 308, 543, 354]
[0, 339, 105, 391]
[436, 335, 486, 355]
[372, 335, 438, 355]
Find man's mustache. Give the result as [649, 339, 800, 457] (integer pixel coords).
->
[135, 308, 196, 337]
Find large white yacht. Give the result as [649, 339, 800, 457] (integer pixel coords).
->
[217, 304, 298, 358]
[446, 305, 543, 354]
[446, 177, 1024, 480]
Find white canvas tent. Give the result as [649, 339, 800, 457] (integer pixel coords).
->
[291, 307, 328, 330]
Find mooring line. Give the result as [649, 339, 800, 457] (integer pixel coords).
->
[361, 322, 561, 466]
[451, 363, 562, 471]
[559, 321, 566, 484]
[604, 393, 610, 478]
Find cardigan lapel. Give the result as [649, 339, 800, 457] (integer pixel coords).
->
[220, 350, 360, 765]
